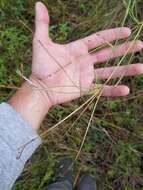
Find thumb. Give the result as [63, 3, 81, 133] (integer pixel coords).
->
[35, 2, 50, 39]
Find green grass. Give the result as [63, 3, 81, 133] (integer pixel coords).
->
[1, 0, 143, 189]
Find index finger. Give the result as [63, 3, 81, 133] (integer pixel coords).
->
[77, 27, 131, 50]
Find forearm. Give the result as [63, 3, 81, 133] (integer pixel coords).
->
[0, 75, 52, 189]
[8, 76, 52, 130]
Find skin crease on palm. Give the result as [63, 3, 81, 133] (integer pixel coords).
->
[31, 2, 143, 107]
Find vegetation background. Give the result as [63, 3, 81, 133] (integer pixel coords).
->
[0, 0, 143, 189]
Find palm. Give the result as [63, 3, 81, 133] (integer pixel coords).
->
[31, 2, 143, 106]
[33, 35, 94, 104]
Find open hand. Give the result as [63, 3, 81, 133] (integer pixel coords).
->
[31, 2, 143, 106]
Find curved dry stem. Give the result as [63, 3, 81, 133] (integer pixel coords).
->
[74, 89, 103, 161]
[73, 24, 143, 162]
[15, 19, 143, 162]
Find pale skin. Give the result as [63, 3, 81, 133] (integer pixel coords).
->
[9, 2, 143, 130]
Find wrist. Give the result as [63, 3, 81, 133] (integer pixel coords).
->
[29, 74, 53, 109]
[8, 76, 52, 130]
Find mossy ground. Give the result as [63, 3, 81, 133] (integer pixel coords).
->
[1, 0, 143, 189]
